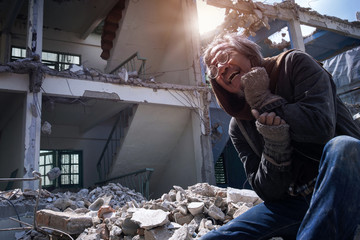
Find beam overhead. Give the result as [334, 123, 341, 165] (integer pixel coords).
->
[205, 0, 360, 39]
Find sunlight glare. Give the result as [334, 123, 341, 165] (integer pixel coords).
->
[197, 0, 225, 35]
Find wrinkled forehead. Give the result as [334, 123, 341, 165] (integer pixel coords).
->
[206, 44, 236, 67]
[209, 43, 230, 59]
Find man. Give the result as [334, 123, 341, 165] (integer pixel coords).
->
[201, 33, 360, 239]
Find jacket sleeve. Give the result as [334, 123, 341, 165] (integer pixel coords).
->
[229, 118, 292, 201]
[261, 51, 337, 144]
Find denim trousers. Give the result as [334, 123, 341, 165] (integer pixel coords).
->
[200, 136, 360, 240]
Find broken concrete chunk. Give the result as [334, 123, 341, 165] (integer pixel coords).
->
[176, 191, 185, 202]
[188, 183, 216, 197]
[177, 204, 188, 215]
[53, 197, 76, 211]
[97, 205, 115, 219]
[131, 209, 169, 230]
[46, 167, 60, 181]
[109, 225, 122, 240]
[122, 218, 140, 236]
[144, 225, 174, 240]
[169, 224, 192, 240]
[76, 232, 100, 240]
[173, 185, 185, 194]
[118, 68, 128, 82]
[22, 189, 38, 198]
[161, 193, 171, 202]
[206, 220, 216, 230]
[227, 187, 262, 205]
[187, 202, 204, 216]
[132, 235, 145, 240]
[207, 204, 225, 221]
[173, 212, 194, 225]
[167, 222, 182, 230]
[88, 198, 105, 211]
[36, 209, 93, 235]
[197, 219, 212, 237]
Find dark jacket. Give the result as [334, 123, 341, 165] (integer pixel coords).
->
[226, 50, 360, 201]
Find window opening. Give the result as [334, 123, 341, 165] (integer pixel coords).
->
[39, 150, 82, 188]
[39, 150, 55, 187]
[59, 151, 81, 186]
[11, 47, 81, 71]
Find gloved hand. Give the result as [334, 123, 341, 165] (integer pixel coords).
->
[256, 120, 292, 165]
[241, 67, 282, 110]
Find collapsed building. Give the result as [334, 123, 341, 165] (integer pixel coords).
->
[0, 0, 359, 239]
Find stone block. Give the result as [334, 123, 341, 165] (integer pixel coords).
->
[144, 226, 174, 240]
[173, 212, 193, 225]
[207, 204, 225, 221]
[36, 209, 92, 235]
[227, 188, 262, 205]
[187, 202, 204, 216]
[131, 209, 169, 230]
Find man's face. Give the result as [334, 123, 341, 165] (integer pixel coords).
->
[210, 49, 252, 95]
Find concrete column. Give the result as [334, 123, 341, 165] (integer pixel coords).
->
[22, 0, 44, 190]
[23, 92, 42, 190]
[286, 0, 305, 52]
[26, 0, 43, 58]
[191, 91, 215, 185]
[183, 0, 215, 184]
[287, 19, 305, 51]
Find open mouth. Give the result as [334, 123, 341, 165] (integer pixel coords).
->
[228, 71, 240, 83]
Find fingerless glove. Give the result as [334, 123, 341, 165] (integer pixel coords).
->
[241, 67, 283, 110]
[256, 120, 292, 165]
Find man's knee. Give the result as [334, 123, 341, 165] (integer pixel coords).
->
[322, 135, 360, 167]
[324, 135, 360, 154]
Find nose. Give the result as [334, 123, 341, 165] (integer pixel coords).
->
[216, 62, 229, 78]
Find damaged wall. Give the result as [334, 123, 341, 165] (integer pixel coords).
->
[153, 116, 197, 197]
[109, 104, 200, 198]
[8, 23, 107, 71]
[106, 0, 203, 86]
[40, 110, 118, 188]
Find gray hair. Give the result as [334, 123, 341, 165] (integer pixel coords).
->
[203, 33, 263, 68]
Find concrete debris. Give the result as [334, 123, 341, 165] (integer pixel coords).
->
[46, 167, 61, 181]
[117, 68, 128, 82]
[227, 187, 263, 205]
[131, 209, 170, 230]
[41, 121, 52, 135]
[0, 60, 209, 93]
[36, 209, 93, 235]
[70, 64, 84, 73]
[0, 183, 146, 218]
[187, 202, 204, 216]
[1, 182, 269, 239]
[13, 182, 265, 240]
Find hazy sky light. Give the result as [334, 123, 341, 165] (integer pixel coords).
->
[197, 0, 360, 35]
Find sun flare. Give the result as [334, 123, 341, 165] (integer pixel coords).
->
[196, 0, 225, 35]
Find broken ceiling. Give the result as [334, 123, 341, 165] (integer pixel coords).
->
[204, 0, 360, 60]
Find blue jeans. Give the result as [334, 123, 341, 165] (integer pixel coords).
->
[200, 136, 360, 240]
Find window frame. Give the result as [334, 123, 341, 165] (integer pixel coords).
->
[10, 46, 81, 71]
[58, 150, 83, 188]
[39, 150, 56, 187]
[39, 149, 83, 189]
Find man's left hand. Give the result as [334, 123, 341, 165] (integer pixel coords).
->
[251, 109, 286, 126]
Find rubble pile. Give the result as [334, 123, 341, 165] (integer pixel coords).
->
[1, 182, 270, 239]
[0, 183, 146, 212]
[34, 183, 263, 240]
